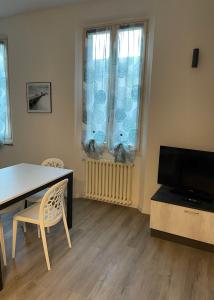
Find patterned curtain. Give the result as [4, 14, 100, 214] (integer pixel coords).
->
[0, 41, 11, 145]
[82, 28, 111, 159]
[109, 24, 144, 163]
[82, 24, 145, 162]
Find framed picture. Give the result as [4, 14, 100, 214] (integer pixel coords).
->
[26, 82, 52, 113]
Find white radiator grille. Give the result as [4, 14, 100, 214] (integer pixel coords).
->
[85, 159, 133, 206]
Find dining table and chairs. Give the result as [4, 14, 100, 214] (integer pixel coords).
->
[0, 161, 73, 290]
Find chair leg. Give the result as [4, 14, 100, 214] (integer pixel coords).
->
[0, 224, 7, 266]
[37, 225, 41, 238]
[62, 208, 71, 248]
[23, 222, 27, 233]
[63, 199, 67, 217]
[40, 226, 51, 271]
[12, 219, 18, 259]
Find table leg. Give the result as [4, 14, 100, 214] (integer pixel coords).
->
[67, 173, 73, 229]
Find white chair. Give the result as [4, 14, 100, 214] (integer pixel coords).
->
[41, 158, 64, 168]
[12, 179, 71, 271]
[0, 222, 6, 266]
[27, 158, 64, 204]
[0, 201, 26, 266]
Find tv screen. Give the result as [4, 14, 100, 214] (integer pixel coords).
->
[158, 146, 214, 198]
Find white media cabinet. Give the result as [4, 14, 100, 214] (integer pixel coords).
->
[150, 186, 214, 251]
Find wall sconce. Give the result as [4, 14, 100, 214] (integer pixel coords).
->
[192, 48, 199, 68]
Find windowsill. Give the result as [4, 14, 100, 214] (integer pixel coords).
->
[0, 141, 13, 146]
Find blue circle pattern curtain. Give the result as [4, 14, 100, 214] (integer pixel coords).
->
[108, 25, 144, 162]
[82, 24, 145, 163]
[82, 28, 111, 159]
[0, 41, 11, 145]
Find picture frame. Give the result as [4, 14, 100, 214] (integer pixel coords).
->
[26, 82, 52, 113]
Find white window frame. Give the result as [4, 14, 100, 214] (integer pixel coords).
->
[82, 19, 148, 152]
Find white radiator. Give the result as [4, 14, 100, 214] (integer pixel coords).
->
[85, 159, 133, 206]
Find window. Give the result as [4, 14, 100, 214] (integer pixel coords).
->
[0, 39, 12, 144]
[82, 22, 145, 162]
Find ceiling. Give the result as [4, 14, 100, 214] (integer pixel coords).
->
[0, 0, 87, 18]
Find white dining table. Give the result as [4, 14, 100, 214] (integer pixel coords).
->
[0, 163, 73, 290]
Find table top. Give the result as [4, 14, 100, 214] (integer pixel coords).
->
[0, 163, 73, 205]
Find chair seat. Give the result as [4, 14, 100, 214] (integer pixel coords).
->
[27, 190, 47, 203]
[14, 203, 40, 225]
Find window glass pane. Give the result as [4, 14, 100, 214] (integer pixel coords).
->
[83, 29, 111, 146]
[0, 41, 11, 143]
[110, 25, 144, 149]
[92, 32, 110, 60]
[118, 28, 142, 58]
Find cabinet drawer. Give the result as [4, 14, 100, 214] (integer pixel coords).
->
[150, 200, 214, 244]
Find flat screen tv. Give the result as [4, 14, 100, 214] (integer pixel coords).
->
[158, 146, 214, 200]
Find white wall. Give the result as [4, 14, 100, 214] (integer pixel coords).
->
[142, 0, 214, 212]
[0, 0, 214, 213]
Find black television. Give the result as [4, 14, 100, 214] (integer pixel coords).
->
[158, 146, 214, 201]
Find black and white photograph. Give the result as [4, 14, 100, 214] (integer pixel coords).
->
[26, 82, 52, 113]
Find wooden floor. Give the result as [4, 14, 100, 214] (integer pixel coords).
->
[0, 198, 214, 300]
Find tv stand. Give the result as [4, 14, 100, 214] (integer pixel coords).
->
[150, 186, 214, 252]
[186, 197, 201, 204]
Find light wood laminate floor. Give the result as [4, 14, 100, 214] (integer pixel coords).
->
[0, 198, 214, 300]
